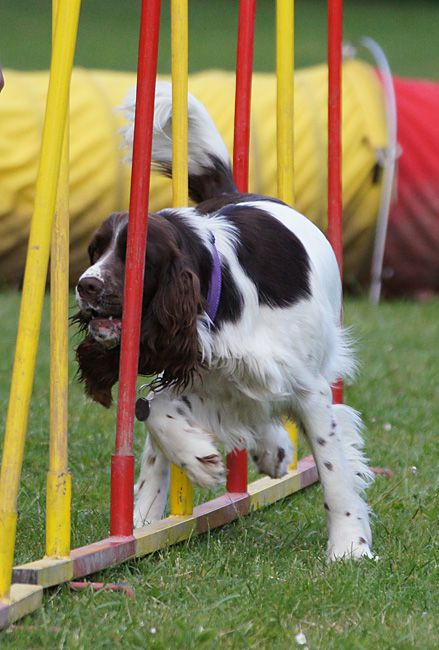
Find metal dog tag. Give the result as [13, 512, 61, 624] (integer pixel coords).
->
[135, 397, 150, 422]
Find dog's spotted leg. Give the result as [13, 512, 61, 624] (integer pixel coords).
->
[251, 421, 294, 479]
[134, 433, 170, 528]
[298, 378, 373, 561]
[145, 392, 226, 489]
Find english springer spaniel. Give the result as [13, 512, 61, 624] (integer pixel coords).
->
[75, 83, 373, 560]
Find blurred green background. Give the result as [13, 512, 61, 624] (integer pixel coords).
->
[1, 0, 438, 79]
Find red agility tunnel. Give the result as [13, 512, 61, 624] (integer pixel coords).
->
[383, 76, 439, 298]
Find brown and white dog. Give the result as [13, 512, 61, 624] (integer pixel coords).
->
[75, 83, 373, 560]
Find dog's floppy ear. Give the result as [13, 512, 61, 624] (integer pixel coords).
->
[76, 336, 120, 407]
[141, 254, 203, 391]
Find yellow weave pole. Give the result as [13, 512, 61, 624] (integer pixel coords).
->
[276, 0, 298, 470]
[0, 0, 81, 599]
[169, 0, 193, 516]
[276, 0, 295, 204]
[46, 0, 72, 559]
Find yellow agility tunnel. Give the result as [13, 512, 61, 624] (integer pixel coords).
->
[0, 59, 387, 289]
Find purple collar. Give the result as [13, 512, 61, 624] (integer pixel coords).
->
[206, 233, 222, 322]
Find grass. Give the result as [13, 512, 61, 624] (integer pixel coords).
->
[0, 0, 438, 79]
[0, 0, 438, 646]
[0, 295, 438, 648]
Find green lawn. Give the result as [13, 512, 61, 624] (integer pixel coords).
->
[1, 1, 439, 647]
[0, 295, 438, 648]
[1, 0, 439, 79]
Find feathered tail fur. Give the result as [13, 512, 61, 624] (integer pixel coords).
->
[120, 81, 236, 203]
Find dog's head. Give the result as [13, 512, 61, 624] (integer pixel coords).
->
[75, 211, 204, 407]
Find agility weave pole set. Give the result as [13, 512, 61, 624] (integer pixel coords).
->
[0, 0, 343, 629]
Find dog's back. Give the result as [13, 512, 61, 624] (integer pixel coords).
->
[122, 81, 343, 326]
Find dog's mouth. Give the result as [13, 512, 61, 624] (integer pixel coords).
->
[88, 315, 122, 349]
[76, 303, 123, 350]
[73, 290, 122, 350]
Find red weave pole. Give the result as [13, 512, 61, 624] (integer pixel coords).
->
[226, 0, 256, 493]
[233, 0, 256, 193]
[110, 0, 161, 537]
[327, 0, 343, 275]
[327, 0, 344, 404]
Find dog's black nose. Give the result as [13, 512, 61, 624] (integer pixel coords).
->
[77, 276, 104, 300]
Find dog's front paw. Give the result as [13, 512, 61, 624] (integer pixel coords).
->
[252, 441, 294, 479]
[133, 483, 167, 529]
[182, 451, 226, 488]
[133, 501, 163, 529]
[133, 507, 153, 529]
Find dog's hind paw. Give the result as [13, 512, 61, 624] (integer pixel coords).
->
[327, 536, 374, 561]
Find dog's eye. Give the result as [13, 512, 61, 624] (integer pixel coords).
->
[88, 233, 110, 264]
[116, 226, 128, 263]
[88, 242, 100, 264]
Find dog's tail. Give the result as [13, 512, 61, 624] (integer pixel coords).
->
[121, 81, 236, 203]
